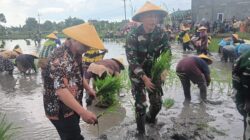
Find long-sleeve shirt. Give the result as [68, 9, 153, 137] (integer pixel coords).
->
[15, 54, 37, 72]
[125, 25, 170, 79]
[176, 56, 210, 83]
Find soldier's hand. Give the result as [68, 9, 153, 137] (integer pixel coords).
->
[80, 110, 97, 124]
[142, 75, 155, 92]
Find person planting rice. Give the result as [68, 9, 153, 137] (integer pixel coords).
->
[179, 27, 193, 52]
[125, 1, 171, 136]
[42, 23, 105, 140]
[83, 57, 125, 107]
[0, 45, 22, 75]
[176, 54, 212, 103]
[15, 52, 38, 74]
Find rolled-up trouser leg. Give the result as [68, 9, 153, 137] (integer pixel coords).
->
[147, 89, 162, 122]
[177, 73, 191, 100]
[131, 81, 147, 134]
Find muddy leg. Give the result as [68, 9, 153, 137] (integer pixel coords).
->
[146, 88, 162, 123]
[132, 82, 147, 134]
[178, 74, 191, 100]
[197, 75, 207, 101]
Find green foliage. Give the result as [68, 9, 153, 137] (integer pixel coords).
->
[237, 32, 250, 40]
[209, 37, 221, 52]
[209, 32, 250, 53]
[163, 98, 175, 109]
[151, 50, 172, 82]
[0, 114, 18, 140]
[209, 67, 232, 94]
[94, 75, 124, 106]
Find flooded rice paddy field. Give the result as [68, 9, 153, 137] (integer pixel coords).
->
[0, 39, 243, 140]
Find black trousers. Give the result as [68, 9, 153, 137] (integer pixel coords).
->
[50, 113, 84, 140]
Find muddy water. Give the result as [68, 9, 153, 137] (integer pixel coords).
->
[0, 40, 243, 140]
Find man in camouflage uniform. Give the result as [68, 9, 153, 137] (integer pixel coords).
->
[125, 1, 170, 135]
[233, 50, 250, 140]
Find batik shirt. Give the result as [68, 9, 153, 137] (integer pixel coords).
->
[125, 24, 170, 79]
[43, 45, 83, 120]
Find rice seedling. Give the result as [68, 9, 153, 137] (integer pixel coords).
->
[0, 114, 18, 140]
[151, 50, 172, 83]
[209, 37, 221, 52]
[209, 67, 233, 95]
[120, 68, 131, 93]
[163, 98, 175, 109]
[164, 68, 179, 89]
[94, 74, 124, 107]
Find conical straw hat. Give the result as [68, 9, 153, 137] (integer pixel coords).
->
[232, 34, 239, 40]
[13, 47, 22, 54]
[29, 52, 39, 58]
[46, 33, 57, 40]
[132, 1, 167, 22]
[198, 26, 207, 31]
[63, 23, 105, 50]
[112, 57, 125, 69]
[198, 54, 213, 64]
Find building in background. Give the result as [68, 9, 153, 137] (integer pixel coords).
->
[192, 0, 250, 22]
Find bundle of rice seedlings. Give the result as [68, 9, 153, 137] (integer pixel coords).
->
[94, 74, 124, 107]
[151, 50, 171, 83]
[0, 114, 17, 140]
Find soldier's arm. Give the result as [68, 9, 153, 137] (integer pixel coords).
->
[125, 34, 145, 78]
[161, 31, 171, 54]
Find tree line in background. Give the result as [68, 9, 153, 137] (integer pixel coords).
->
[0, 13, 128, 40]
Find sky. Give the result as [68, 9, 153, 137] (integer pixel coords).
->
[0, 0, 191, 27]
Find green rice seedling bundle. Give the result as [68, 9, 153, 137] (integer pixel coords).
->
[94, 74, 124, 106]
[151, 50, 171, 83]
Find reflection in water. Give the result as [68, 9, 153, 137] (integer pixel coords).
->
[85, 104, 126, 137]
[17, 75, 40, 94]
[179, 100, 209, 119]
[0, 74, 17, 94]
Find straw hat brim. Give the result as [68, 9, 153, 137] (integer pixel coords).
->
[132, 10, 167, 22]
[13, 48, 23, 54]
[198, 54, 213, 64]
[29, 52, 39, 58]
[198, 26, 207, 31]
[232, 34, 239, 40]
[63, 23, 105, 50]
[132, 1, 167, 22]
[112, 58, 124, 70]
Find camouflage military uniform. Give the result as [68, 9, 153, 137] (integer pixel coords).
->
[233, 50, 250, 140]
[125, 24, 170, 133]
